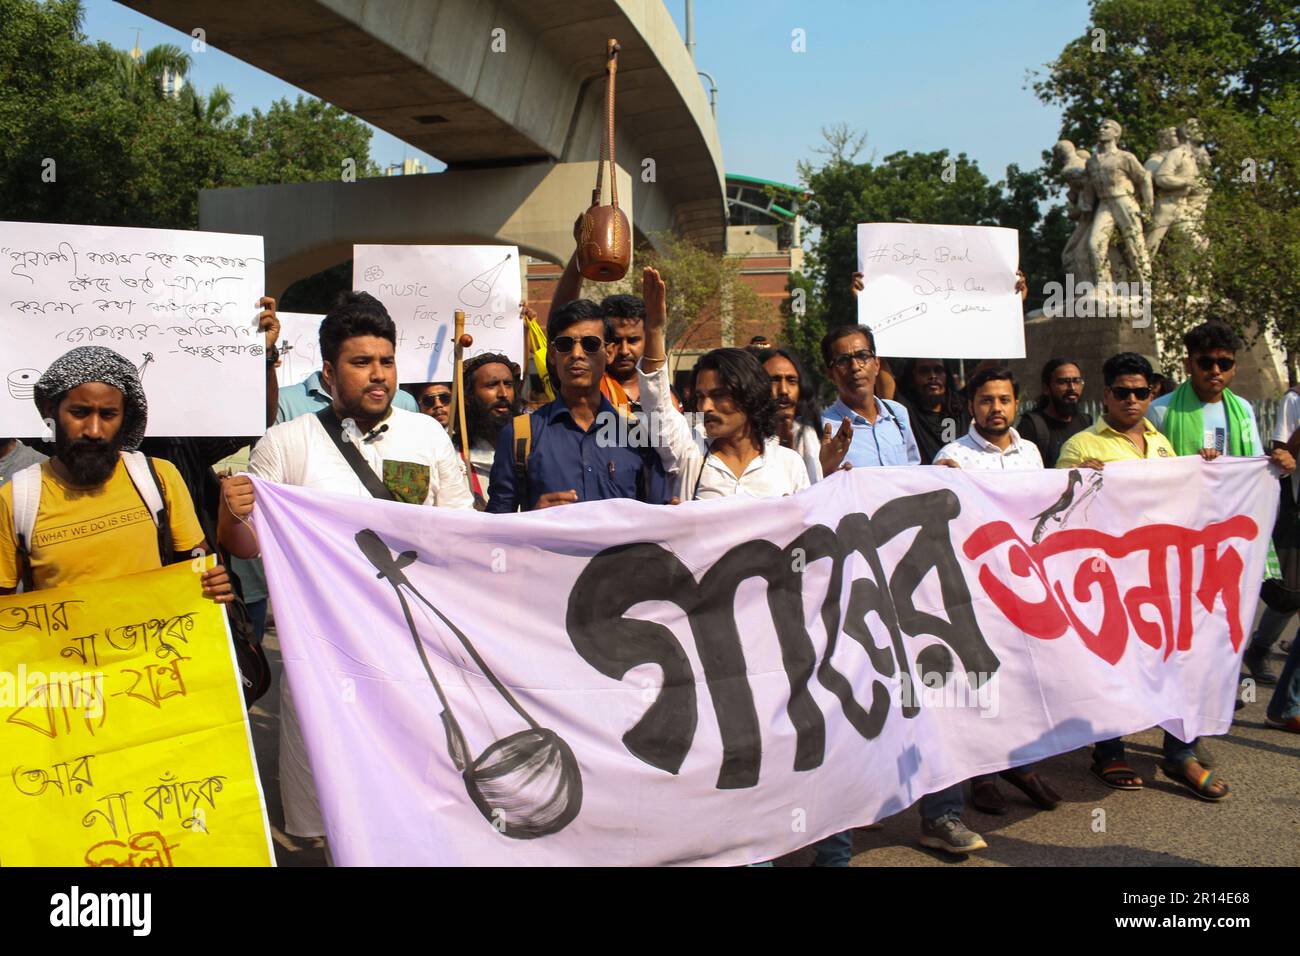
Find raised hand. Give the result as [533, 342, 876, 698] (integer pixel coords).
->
[820, 416, 854, 474]
[257, 296, 279, 352]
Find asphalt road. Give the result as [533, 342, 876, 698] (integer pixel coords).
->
[249, 623, 1299, 868]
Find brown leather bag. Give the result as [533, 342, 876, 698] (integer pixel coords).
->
[576, 38, 631, 282]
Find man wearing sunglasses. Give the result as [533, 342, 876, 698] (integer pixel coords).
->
[819, 325, 921, 468]
[1147, 321, 1275, 467]
[407, 382, 454, 430]
[486, 299, 668, 512]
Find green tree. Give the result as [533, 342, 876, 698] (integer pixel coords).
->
[233, 96, 379, 185]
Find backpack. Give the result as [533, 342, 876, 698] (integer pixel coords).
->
[10, 451, 270, 706]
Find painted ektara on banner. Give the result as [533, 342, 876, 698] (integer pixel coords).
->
[251, 456, 1275, 866]
[0, 558, 274, 866]
[0, 221, 266, 438]
[856, 222, 1024, 359]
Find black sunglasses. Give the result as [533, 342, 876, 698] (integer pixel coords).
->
[421, 393, 452, 408]
[1109, 386, 1152, 401]
[552, 335, 605, 355]
[831, 349, 876, 370]
[1195, 356, 1235, 372]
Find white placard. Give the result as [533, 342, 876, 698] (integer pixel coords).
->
[0, 222, 266, 437]
[273, 311, 325, 387]
[855, 223, 1023, 358]
[352, 244, 523, 383]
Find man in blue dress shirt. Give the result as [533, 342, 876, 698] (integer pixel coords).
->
[487, 299, 668, 512]
[820, 324, 922, 467]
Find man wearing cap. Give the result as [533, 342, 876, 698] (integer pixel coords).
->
[0, 345, 233, 602]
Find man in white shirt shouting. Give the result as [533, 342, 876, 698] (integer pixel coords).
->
[636, 267, 809, 501]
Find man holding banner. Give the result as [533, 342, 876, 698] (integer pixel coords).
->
[219, 290, 472, 845]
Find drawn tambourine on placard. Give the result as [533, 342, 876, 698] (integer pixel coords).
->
[7, 368, 40, 400]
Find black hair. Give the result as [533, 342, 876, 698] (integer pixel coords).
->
[898, 358, 965, 415]
[600, 294, 645, 323]
[820, 324, 876, 367]
[755, 347, 821, 431]
[1102, 351, 1153, 387]
[548, 299, 613, 342]
[319, 291, 397, 365]
[1183, 320, 1242, 355]
[401, 381, 451, 398]
[692, 347, 779, 443]
[967, 365, 1018, 396]
[463, 352, 521, 390]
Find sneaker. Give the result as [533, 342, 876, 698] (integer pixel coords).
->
[1265, 713, 1300, 733]
[1243, 648, 1279, 685]
[919, 814, 987, 855]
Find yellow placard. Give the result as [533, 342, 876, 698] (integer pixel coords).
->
[0, 557, 274, 866]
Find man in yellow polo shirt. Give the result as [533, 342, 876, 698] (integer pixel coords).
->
[0, 346, 232, 601]
[1057, 351, 1237, 804]
[1057, 353, 1176, 468]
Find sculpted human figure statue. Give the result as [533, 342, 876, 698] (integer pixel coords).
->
[1148, 117, 1211, 255]
[1054, 139, 1095, 284]
[1085, 118, 1153, 288]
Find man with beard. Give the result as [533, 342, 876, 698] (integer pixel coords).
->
[0, 346, 233, 604]
[894, 358, 970, 465]
[219, 291, 473, 848]
[460, 352, 521, 497]
[486, 298, 668, 513]
[757, 347, 851, 483]
[1016, 358, 1092, 468]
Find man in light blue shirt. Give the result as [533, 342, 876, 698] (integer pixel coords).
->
[277, 368, 418, 424]
[820, 324, 922, 467]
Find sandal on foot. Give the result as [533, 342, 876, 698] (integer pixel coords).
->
[970, 779, 1008, 815]
[1160, 759, 1230, 802]
[1001, 769, 1062, 810]
[1091, 760, 1143, 790]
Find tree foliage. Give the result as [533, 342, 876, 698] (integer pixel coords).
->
[0, 0, 380, 230]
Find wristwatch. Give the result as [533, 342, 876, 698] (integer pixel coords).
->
[265, 344, 280, 365]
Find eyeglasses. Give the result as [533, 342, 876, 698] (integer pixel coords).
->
[831, 349, 876, 371]
[551, 335, 605, 355]
[1052, 377, 1085, 387]
[1109, 386, 1152, 401]
[1195, 356, 1235, 372]
[421, 393, 452, 408]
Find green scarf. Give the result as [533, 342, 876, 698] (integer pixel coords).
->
[1163, 380, 1255, 456]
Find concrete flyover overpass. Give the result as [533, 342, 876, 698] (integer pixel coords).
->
[122, 0, 727, 296]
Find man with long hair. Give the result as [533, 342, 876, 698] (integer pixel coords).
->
[894, 358, 970, 465]
[756, 346, 850, 483]
[639, 269, 808, 501]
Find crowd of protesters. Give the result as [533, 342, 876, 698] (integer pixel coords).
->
[2, 248, 1298, 867]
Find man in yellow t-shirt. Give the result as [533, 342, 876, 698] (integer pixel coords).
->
[0, 346, 232, 602]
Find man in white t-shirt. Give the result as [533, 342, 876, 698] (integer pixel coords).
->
[219, 291, 472, 846]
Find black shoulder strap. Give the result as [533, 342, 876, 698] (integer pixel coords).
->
[512, 412, 533, 511]
[140, 456, 174, 562]
[315, 407, 397, 501]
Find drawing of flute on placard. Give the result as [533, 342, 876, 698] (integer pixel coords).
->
[874, 302, 927, 331]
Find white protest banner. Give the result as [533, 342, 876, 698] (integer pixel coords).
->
[273, 312, 324, 388]
[352, 245, 523, 383]
[251, 457, 1275, 866]
[856, 222, 1023, 358]
[0, 222, 266, 437]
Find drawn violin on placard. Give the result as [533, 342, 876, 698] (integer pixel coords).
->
[355, 529, 582, 839]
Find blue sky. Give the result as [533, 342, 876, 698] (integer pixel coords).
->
[85, 0, 1092, 187]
